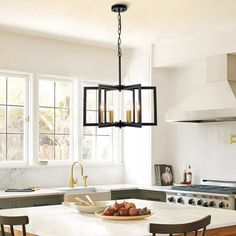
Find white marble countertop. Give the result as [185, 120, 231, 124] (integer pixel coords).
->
[0, 199, 236, 236]
[0, 189, 65, 199]
[0, 184, 235, 199]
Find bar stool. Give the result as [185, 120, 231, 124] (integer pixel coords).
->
[149, 215, 211, 236]
[0, 215, 29, 236]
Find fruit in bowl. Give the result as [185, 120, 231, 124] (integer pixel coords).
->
[102, 201, 151, 217]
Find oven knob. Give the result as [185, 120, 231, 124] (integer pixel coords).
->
[219, 202, 225, 208]
[177, 197, 184, 204]
[203, 201, 209, 207]
[188, 199, 195, 205]
[197, 200, 203, 206]
[209, 201, 216, 207]
[168, 197, 175, 203]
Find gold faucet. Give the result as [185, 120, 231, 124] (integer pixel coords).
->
[69, 162, 88, 188]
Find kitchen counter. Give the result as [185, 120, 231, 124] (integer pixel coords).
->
[0, 184, 235, 199]
[0, 188, 65, 199]
[0, 199, 235, 236]
[92, 184, 139, 191]
[0, 184, 139, 199]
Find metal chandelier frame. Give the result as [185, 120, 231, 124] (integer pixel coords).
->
[83, 4, 157, 128]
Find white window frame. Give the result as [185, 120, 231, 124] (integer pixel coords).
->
[81, 80, 122, 165]
[35, 74, 75, 165]
[0, 70, 32, 166]
[0, 70, 122, 168]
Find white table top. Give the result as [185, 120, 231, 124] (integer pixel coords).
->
[0, 199, 236, 236]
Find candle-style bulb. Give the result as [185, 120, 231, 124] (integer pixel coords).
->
[108, 104, 114, 123]
[126, 101, 132, 123]
[100, 102, 105, 123]
[136, 102, 141, 123]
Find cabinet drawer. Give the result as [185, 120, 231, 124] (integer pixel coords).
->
[111, 190, 140, 200]
[0, 199, 15, 209]
[139, 190, 166, 202]
[16, 195, 63, 208]
[111, 189, 166, 202]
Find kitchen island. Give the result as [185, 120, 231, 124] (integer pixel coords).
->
[0, 199, 236, 236]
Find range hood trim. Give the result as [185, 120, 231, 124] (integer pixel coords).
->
[166, 54, 236, 123]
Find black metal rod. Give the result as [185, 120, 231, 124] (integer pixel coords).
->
[98, 87, 102, 126]
[138, 86, 142, 127]
[132, 90, 135, 122]
[83, 87, 87, 126]
[104, 89, 107, 123]
[153, 87, 157, 125]
[119, 55, 122, 89]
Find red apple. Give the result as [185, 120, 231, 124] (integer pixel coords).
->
[103, 207, 115, 216]
[112, 201, 124, 212]
[129, 207, 139, 216]
[119, 207, 129, 216]
[124, 202, 136, 210]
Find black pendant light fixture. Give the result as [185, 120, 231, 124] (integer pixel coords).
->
[83, 4, 157, 128]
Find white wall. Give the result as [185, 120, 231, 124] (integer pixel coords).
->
[151, 68, 169, 185]
[123, 49, 152, 185]
[152, 61, 236, 184]
[0, 30, 124, 188]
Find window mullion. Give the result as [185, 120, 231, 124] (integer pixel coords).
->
[5, 77, 8, 161]
[54, 82, 56, 160]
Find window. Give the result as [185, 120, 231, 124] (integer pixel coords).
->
[0, 71, 118, 166]
[0, 73, 29, 163]
[83, 83, 114, 162]
[38, 77, 72, 161]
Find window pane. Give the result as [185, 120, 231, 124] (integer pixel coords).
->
[86, 111, 97, 124]
[56, 82, 71, 108]
[55, 108, 70, 134]
[39, 80, 54, 107]
[83, 126, 96, 135]
[0, 76, 6, 104]
[39, 135, 54, 160]
[0, 134, 6, 161]
[7, 107, 24, 133]
[97, 126, 112, 136]
[83, 135, 95, 160]
[97, 136, 112, 161]
[86, 89, 97, 110]
[7, 134, 23, 160]
[55, 135, 69, 160]
[39, 108, 54, 133]
[8, 77, 25, 105]
[0, 106, 6, 132]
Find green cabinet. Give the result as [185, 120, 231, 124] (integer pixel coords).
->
[111, 190, 140, 200]
[0, 195, 64, 209]
[15, 195, 63, 208]
[138, 190, 166, 202]
[111, 189, 166, 202]
[0, 199, 15, 209]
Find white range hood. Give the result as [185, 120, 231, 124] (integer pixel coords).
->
[166, 54, 236, 123]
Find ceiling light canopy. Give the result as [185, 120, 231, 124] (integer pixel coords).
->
[83, 4, 157, 128]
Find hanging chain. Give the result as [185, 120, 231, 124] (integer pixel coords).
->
[117, 11, 122, 57]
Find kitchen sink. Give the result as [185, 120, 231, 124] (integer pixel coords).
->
[59, 187, 109, 195]
[59, 187, 111, 202]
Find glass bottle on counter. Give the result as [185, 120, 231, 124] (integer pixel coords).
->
[186, 165, 192, 184]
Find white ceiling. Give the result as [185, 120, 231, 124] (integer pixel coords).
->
[1, 0, 236, 47]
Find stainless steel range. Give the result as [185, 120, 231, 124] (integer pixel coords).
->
[166, 179, 236, 210]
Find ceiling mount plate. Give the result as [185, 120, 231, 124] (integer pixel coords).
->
[111, 4, 127, 13]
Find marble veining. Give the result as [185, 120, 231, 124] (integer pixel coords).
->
[0, 168, 28, 190]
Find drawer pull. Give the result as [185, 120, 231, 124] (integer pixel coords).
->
[146, 197, 161, 201]
[33, 204, 49, 207]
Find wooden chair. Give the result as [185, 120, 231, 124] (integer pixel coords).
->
[0, 215, 29, 236]
[149, 215, 211, 236]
